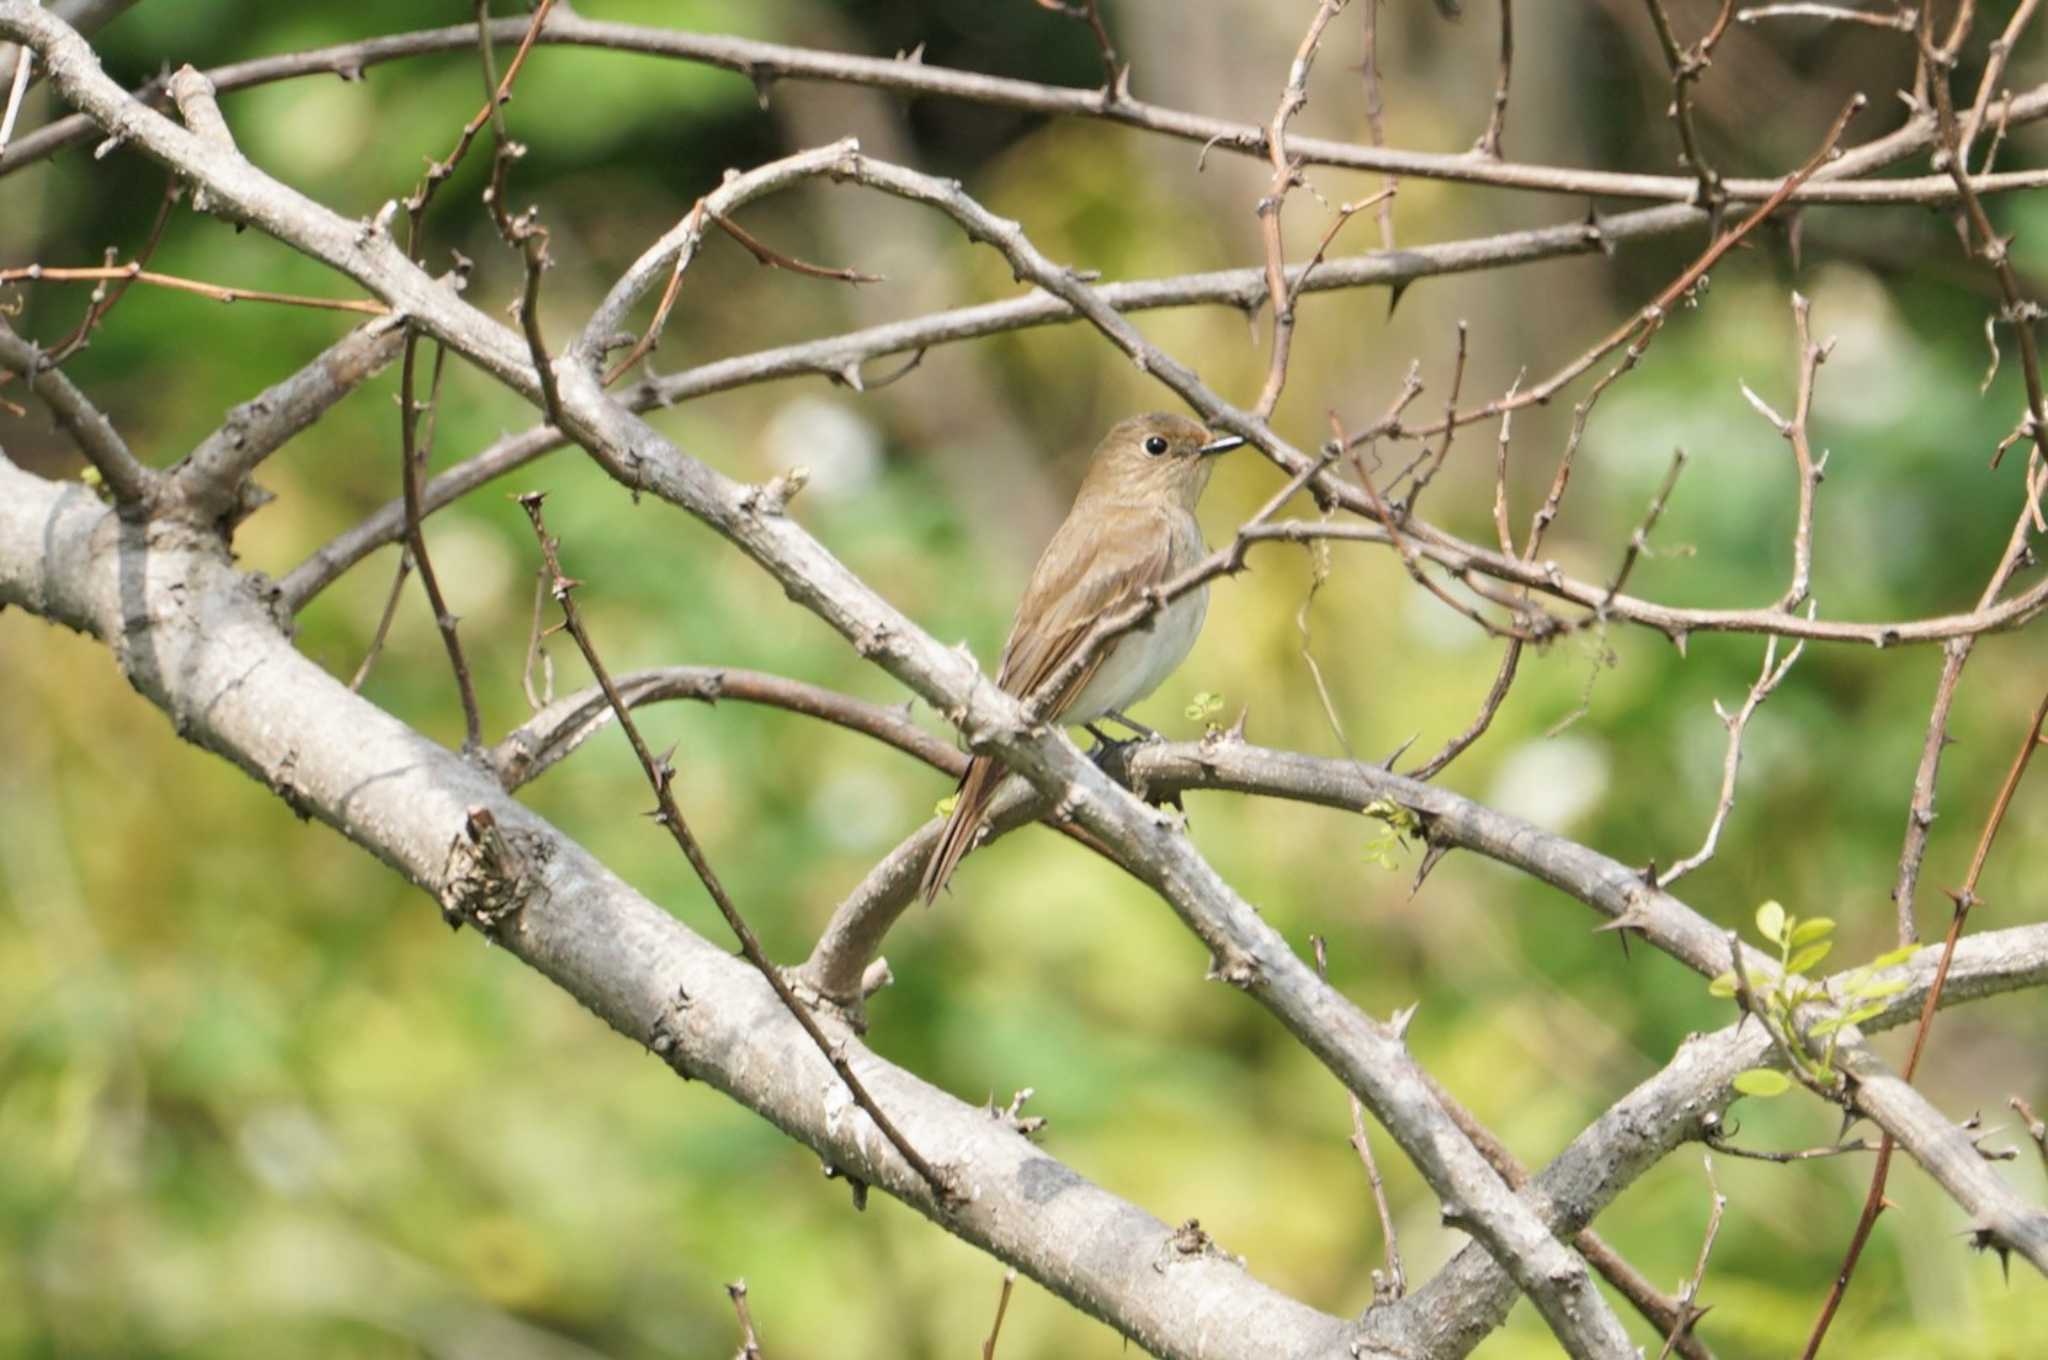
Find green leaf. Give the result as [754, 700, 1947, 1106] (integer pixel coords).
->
[1733, 1069, 1793, 1098]
[1783, 982, 1827, 1008]
[1840, 1003, 1888, 1026]
[1785, 941, 1834, 975]
[1707, 972, 1739, 998]
[1809, 1015, 1846, 1036]
[1755, 900, 1788, 946]
[1789, 917, 1837, 945]
[933, 794, 959, 818]
[1868, 945, 1919, 970]
[1850, 977, 1911, 1001]
[1362, 799, 1420, 834]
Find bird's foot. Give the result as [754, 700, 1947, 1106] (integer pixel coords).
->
[1085, 720, 1184, 817]
[1102, 709, 1162, 742]
[1084, 723, 1140, 781]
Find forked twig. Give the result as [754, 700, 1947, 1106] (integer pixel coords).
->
[1252, 0, 1350, 419]
[1655, 627, 1809, 888]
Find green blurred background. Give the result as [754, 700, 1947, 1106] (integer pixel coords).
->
[3, 1, 2046, 1354]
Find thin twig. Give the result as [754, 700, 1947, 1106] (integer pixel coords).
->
[1656, 627, 1809, 888]
[980, 1269, 1018, 1360]
[1471, 0, 1514, 158]
[394, 334, 482, 751]
[2012, 1097, 2048, 1173]
[0, 263, 385, 313]
[1643, 0, 1737, 218]
[1034, 0, 1121, 96]
[728, 1280, 762, 1360]
[1960, 0, 2045, 160]
[1396, 92, 1867, 441]
[401, 0, 556, 255]
[1358, 0, 1398, 249]
[0, 313, 156, 505]
[0, 27, 27, 152]
[30, 179, 178, 367]
[1314, 937, 1404, 1302]
[1252, 0, 1349, 420]
[518, 493, 954, 1204]
[1705, 1127, 1877, 1162]
[1657, 1156, 1725, 1360]
[1764, 292, 1834, 610]
[1600, 448, 1688, 608]
[712, 211, 882, 284]
[1407, 641, 1522, 781]
[520, 563, 553, 713]
[1400, 321, 1469, 519]
[1527, 316, 1666, 565]
[348, 548, 412, 694]
[1738, 3, 1916, 28]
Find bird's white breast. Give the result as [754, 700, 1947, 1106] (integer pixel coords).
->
[1063, 582, 1209, 724]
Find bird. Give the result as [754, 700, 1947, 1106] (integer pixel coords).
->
[919, 411, 1245, 902]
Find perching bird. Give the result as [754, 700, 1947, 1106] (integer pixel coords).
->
[919, 412, 1244, 902]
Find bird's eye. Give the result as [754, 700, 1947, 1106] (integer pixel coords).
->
[1143, 435, 1170, 456]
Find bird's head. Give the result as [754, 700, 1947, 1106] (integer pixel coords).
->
[1079, 411, 1245, 509]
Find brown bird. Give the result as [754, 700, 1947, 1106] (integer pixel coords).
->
[919, 412, 1244, 902]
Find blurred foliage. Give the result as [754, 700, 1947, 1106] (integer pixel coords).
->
[4, 1, 2048, 1356]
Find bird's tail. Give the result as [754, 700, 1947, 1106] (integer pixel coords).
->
[920, 753, 1001, 903]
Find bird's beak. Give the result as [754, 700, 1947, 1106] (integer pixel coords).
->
[1198, 433, 1246, 456]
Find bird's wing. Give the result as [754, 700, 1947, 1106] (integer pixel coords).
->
[920, 503, 1177, 903]
[994, 501, 1177, 716]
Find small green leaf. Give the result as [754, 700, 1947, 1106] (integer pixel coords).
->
[1707, 972, 1739, 998]
[1789, 917, 1837, 945]
[1839, 1003, 1888, 1026]
[1184, 690, 1225, 722]
[1755, 900, 1788, 946]
[1810, 1015, 1846, 1036]
[933, 794, 959, 818]
[1362, 799, 1421, 835]
[1851, 977, 1910, 1001]
[1783, 981, 1827, 1008]
[1733, 1069, 1793, 1098]
[1785, 941, 1834, 975]
[1868, 945, 1918, 970]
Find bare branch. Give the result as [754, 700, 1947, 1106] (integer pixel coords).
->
[0, 313, 156, 505]
[9, 11, 2048, 207]
[0, 263, 387, 314]
[518, 492, 954, 1203]
[1250, 0, 1348, 419]
[174, 315, 408, 524]
[1471, 0, 1514, 158]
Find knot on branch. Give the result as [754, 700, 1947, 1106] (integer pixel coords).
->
[1205, 948, 1263, 991]
[740, 465, 809, 517]
[1153, 1218, 1243, 1272]
[441, 805, 550, 935]
[647, 982, 695, 1079]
